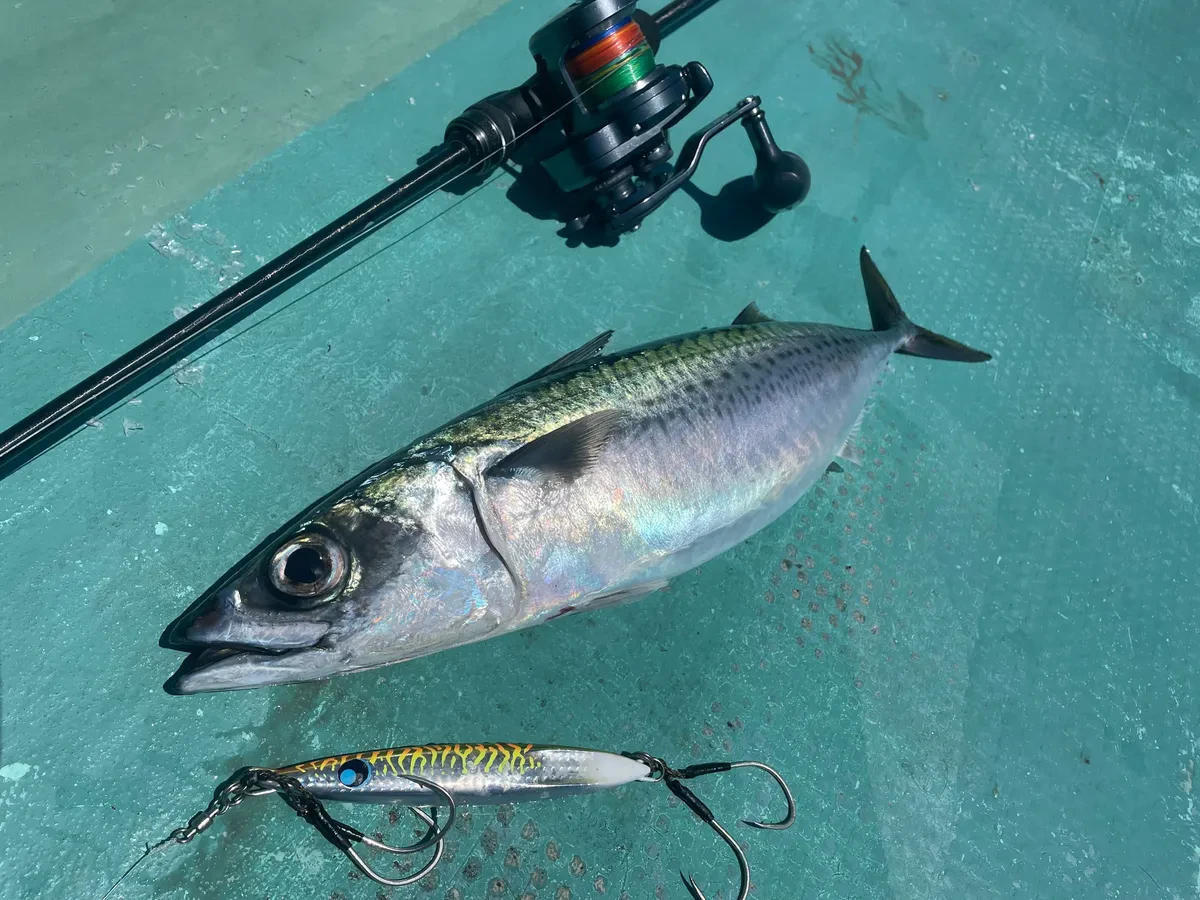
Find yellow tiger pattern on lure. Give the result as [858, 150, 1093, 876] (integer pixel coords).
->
[275, 742, 540, 779]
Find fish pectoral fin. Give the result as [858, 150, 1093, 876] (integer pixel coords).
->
[825, 461, 844, 474]
[732, 302, 775, 325]
[490, 409, 629, 482]
[504, 330, 615, 393]
[590, 579, 670, 609]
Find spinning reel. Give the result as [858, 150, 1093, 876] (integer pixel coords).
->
[444, 0, 810, 236]
[0, 0, 811, 482]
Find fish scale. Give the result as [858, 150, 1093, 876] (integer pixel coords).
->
[163, 247, 991, 693]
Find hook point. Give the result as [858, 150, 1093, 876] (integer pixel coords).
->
[680, 870, 707, 900]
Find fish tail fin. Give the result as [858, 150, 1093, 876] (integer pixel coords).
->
[859, 246, 992, 363]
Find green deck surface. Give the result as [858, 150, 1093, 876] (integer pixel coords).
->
[0, 0, 507, 327]
[1, 0, 1197, 898]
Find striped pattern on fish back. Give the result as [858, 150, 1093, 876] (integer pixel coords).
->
[418, 321, 882, 452]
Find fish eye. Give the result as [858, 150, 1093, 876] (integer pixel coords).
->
[267, 532, 348, 606]
[337, 758, 372, 787]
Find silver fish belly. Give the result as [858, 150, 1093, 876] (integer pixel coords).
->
[163, 247, 990, 692]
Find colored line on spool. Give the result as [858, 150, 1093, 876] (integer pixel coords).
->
[566, 16, 656, 107]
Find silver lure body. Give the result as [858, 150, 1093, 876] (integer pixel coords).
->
[275, 743, 652, 807]
[164, 248, 989, 692]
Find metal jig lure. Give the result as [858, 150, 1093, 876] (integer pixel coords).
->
[101, 742, 795, 900]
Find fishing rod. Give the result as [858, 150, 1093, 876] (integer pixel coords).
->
[0, 0, 810, 484]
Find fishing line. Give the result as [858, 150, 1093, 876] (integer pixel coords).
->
[183, 67, 621, 321]
[100, 175, 502, 415]
[98, 836, 174, 900]
[566, 15, 657, 108]
[21, 77, 612, 470]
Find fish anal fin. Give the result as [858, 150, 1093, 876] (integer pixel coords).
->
[732, 302, 775, 326]
[837, 439, 864, 466]
[490, 410, 628, 482]
[827, 406, 868, 468]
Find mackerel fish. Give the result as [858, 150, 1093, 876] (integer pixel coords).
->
[163, 247, 990, 693]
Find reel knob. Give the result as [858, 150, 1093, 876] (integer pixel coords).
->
[742, 108, 810, 214]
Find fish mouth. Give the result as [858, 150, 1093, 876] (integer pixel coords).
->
[161, 586, 337, 694]
[163, 644, 342, 694]
[164, 646, 280, 694]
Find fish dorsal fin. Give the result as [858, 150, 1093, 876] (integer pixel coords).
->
[506, 330, 615, 393]
[732, 302, 774, 326]
[490, 410, 628, 482]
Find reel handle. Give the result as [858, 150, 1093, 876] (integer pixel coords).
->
[742, 107, 811, 214]
[602, 92, 809, 233]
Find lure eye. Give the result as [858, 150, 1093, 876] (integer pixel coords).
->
[337, 758, 372, 788]
[267, 532, 348, 606]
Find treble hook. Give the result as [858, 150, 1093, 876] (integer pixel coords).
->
[269, 769, 458, 887]
[627, 755, 797, 900]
